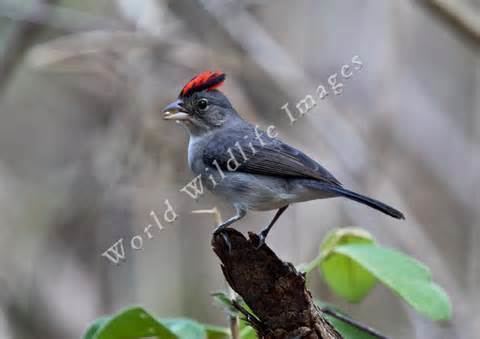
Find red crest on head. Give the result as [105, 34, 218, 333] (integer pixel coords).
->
[179, 70, 226, 97]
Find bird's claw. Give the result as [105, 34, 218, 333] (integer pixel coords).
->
[213, 227, 232, 254]
[255, 231, 267, 249]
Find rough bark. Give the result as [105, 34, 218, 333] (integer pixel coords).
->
[212, 229, 342, 339]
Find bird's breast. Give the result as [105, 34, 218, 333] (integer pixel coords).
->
[210, 172, 293, 211]
[187, 135, 208, 174]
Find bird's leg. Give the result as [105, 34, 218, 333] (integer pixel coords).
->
[213, 205, 247, 234]
[256, 205, 289, 249]
[213, 206, 246, 253]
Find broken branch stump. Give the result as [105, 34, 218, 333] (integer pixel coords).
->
[212, 229, 342, 339]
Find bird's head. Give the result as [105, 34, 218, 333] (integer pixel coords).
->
[162, 71, 239, 136]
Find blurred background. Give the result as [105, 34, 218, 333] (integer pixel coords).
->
[0, 0, 479, 338]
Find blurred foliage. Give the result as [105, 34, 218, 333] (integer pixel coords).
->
[83, 306, 227, 339]
[83, 307, 177, 339]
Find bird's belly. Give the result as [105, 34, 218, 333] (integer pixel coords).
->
[209, 172, 292, 211]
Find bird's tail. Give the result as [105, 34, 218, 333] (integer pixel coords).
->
[312, 183, 405, 220]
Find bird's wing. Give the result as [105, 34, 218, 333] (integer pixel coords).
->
[202, 127, 342, 186]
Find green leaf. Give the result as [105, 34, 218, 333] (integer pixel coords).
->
[162, 318, 206, 339]
[83, 317, 109, 339]
[334, 244, 452, 321]
[210, 293, 258, 338]
[325, 315, 377, 339]
[238, 319, 257, 339]
[320, 228, 375, 257]
[87, 306, 177, 339]
[239, 326, 257, 339]
[319, 228, 377, 302]
[204, 324, 230, 339]
[211, 291, 239, 316]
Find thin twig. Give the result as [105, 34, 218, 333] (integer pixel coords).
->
[320, 306, 389, 339]
[192, 207, 240, 339]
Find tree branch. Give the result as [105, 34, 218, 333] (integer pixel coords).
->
[212, 229, 342, 339]
[417, 0, 480, 48]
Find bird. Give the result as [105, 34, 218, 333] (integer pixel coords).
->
[163, 70, 404, 247]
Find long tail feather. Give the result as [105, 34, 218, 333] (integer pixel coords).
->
[317, 184, 405, 220]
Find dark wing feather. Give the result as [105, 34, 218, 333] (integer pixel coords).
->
[203, 127, 342, 186]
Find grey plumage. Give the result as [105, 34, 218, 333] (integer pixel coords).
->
[163, 72, 404, 244]
[203, 126, 341, 186]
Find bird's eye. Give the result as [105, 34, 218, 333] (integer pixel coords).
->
[197, 98, 208, 110]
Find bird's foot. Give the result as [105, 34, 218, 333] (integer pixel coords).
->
[255, 230, 268, 249]
[213, 226, 232, 253]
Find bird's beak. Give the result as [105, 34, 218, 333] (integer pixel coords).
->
[162, 99, 189, 120]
